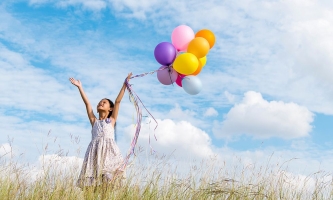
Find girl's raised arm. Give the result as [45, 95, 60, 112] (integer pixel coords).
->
[111, 73, 132, 124]
[69, 78, 96, 126]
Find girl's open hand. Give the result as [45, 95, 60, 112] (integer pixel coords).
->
[69, 77, 82, 88]
[126, 72, 132, 82]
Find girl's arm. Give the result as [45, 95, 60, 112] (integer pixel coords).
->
[111, 73, 132, 124]
[69, 78, 96, 127]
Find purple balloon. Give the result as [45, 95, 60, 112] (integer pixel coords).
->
[154, 42, 177, 66]
[157, 66, 178, 85]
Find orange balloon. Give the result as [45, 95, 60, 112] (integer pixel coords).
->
[187, 37, 210, 58]
[199, 56, 207, 68]
[191, 63, 202, 75]
[191, 56, 206, 75]
[195, 29, 215, 49]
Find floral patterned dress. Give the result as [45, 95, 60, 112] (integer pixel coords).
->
[77, 118, 125, 188]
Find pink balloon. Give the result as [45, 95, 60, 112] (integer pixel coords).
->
[176, 74, 185, 87]
[157, 66, 178, 85]
[171, 25, 195, 52]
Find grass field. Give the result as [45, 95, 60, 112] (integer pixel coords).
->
[1, 145, 332, 199]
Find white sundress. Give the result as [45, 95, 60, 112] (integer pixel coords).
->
[77, 118, 125, 188]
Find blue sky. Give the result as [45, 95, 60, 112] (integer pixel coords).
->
[1, 0, 333, 175]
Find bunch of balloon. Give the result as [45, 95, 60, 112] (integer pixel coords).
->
[154, 25, 215, 95]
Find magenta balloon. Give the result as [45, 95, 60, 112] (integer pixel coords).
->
[157, 66, 178, 85]
[176, 74, 185, 87]
[154, 42, 177, 66]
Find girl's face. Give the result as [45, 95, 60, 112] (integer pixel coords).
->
[97, 99, 112, 112]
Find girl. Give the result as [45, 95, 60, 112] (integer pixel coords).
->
[69, 73, 132, 189]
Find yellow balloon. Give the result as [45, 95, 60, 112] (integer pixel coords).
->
[191, 56, 207, 75]
[173, 53, 199, 75]
[187, 37, 210, 58]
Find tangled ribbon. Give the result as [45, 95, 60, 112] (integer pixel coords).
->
[120, 66, 170, 170]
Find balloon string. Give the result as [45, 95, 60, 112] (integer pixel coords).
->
[167, 66, 175, 87]
[120, 68, 163, 170]
[120, 80, 141, 170]
[129, 82, 158, 151]
[130, 66, 169, 79]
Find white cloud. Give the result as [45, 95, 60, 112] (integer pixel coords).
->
[224, 91, 236, 104]
[29, 0, 107, 11]
[36, 154, 83, 174]
[214, 146, 333, 177]
[0, 143, 12, 158]
[204, 107, 218, 117]
[0, 8, 153, 126]
[213, 91, 314, 139]
[0, 46, 80, 118]
[0, 110, 92, 162]
[164, 104, 200, 124]
[61, 0, 107, 11]
[11, 154, 84, 185]
[122, 118, 214, 160]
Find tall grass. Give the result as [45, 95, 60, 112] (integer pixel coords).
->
[0, 144, 332, 199]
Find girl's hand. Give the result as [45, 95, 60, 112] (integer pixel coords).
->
[126, 72, 132, 83]
[69, 77, 82, 88]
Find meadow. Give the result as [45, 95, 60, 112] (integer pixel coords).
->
[1, 143, 332, 200]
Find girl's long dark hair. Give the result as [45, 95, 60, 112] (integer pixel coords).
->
[105, 98, 117, 141]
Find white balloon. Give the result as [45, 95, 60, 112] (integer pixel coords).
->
[182, 75, 202, 95]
